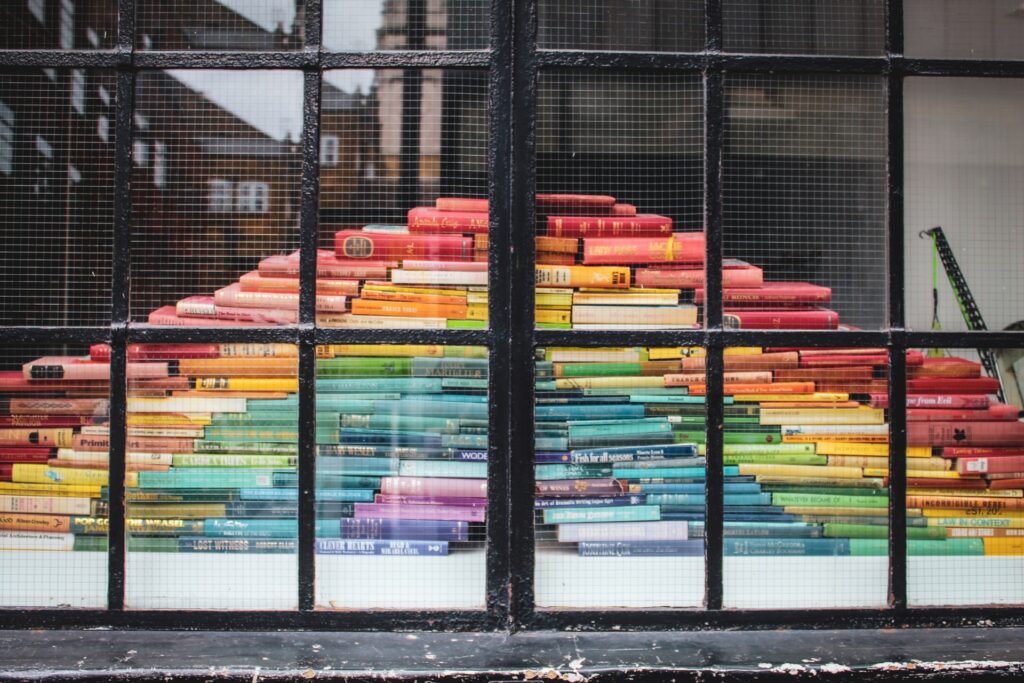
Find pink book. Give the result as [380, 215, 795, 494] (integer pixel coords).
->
[581, 232, 703, 264]
[694, 282, 831, 305]
[407, 207, 489, 234]
[22, 357, 169, 381]
[214, 282, 346, 313]
[380, 476, 487, 498]
[354, 502, 485, 522]
[635, 265, 764, 289]
[375, 495, 488, 507]
[400, 260, 489, 272]
[258, 250, 395, 279]
[869, 394, 993, 409]
[549, 215, 673, 238]
[147, 306, 267, 327]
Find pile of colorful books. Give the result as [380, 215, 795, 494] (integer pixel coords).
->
[535, 346, 1024, 557]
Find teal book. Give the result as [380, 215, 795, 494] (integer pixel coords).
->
[398, 460, 487, 479]
[850, 538, 984, 556]
[137, 468, 283, 489]
[615, 466, 741, 479]
[628, 395, 708, 404]
[647, 493, 773, 506]
[724, 538, 854, 556]
[611, 456, 706, 470]
[315, 377, 444, 393]
[542, 505, 661, 524]
[379, 399, 488, 419]
[340, 414, 463, 434]
[411, 357, 489, 378]
[536, 437, 569, 451]
[581, 387, 689, 396]
[441, 378, 489, 390]
[441, 434, 488, 449]
[317, 456, 399, 475]
[535, 464, 613, 481]
[272, 472, 380, 489]
[202, 518, 300, 538]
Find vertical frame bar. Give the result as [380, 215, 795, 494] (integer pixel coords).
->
[487, 0, 514, 628]
[887, 340, 908, 610]
[508, 0, 538, 630]
[297, 0, 324, 612]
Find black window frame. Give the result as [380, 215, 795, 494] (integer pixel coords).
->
[1, 0, 1024, 631]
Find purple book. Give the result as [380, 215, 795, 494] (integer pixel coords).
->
[354, 502, 486, 522]
[534, 451, 571, 464]
[557, 520, 689, 543]
[376, 494, 488, 507]
[340, 517, 469, 542]
[380, 476, 487, 498]
[535, 478, 624, 497]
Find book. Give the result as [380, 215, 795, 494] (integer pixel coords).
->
[335, 230, 473, 261]
[213, 283, 346, 313]
[535, 265, 630, 289]
[635, 265, 764, 289]
[353, 502, 485, 522]
[547, 214, 673, 238]
[316, 538, 449, 556]
[407, 207, 488, 234]
[571, 305, 697, 326]
[578, 540, 703, 556]
[724, 309, 840, 330]
[694, 282, 832, 305]
[581, 233, 704, 264]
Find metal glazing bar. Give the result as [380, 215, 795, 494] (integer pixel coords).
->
[703, 345, 725, 610]
[887, 342, 908, 610]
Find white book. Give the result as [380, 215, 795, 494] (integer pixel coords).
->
[319, 314, 448, 329]
[0, 495, 93, 516]
[390, 269, 488, 286]
[572, 304, 697, 325]
[558, 520, 689, 543]
[570, 323, 701, 330]
[0, 531, 76, 551]
[546, 348, 644, 363]
[54, 449, 173, 465]
[128, 397, 248, 414]
[780, 423, 889, 436]
[572, 292, 680, 306]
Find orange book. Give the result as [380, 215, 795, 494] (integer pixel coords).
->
[906, 495, 1024, 512]
[360, 289, 468, 306]
[0, 512, 71, 533]
[238, 271, 360, 296]
[536, 252, 577, 266]
[535, 265, 630, 289]
[685, 381, 816, 395]
[679, 352, 799, 372]
[536, 236, 579, 254]
[350, 299, 468, 319]
[660, 371, 773, 384]
[176, 358, 297, 377]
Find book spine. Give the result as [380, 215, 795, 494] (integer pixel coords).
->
[435, 197, 489, 212]
[723, 310, 840, 330]
[535, 265, 630, 289]
[339, 517, 469, 542]
[315, 538, 449, 556]
[353, 502, 485, 522]
[578, 540, 702, 557]
[351, 299, 468, 319]
[407, 207, 488, 234]
[542, 505, 661, 524]
[581, 233, 704, 264]
[335, 230, 473, 261]
[547, 215, 673, 238]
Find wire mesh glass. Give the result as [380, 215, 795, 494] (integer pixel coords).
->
[0, 345, 109, 608]
[323, 0, 489, 51]
[124, 342, 298, 610]
[536, 72, 704, 330]
[905, 78, 1024, 334]
[317, 69, 488, 329]
[314, 344, 487, 609]
[0, 0, 117, 50]
[131, 69, 302, 326]
[723, 0, 884, 56]
[0, 69, 114, 326]
[721, 346, 889, 609]
[537, 0, 704, 52]
[723, 74, 887, 331]
[136, 0, 304, 50]
[904, 347, 1024, 605]
[534, 346, 705, 608]
[905, 0, 1024, 60]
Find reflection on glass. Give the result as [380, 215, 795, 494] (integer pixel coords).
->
[536, 73, 704, 330]
[132, 70, 302, 325]
[534, 347, 704, 608]
[0, 346, 108, 608]
[125, 343, 298, 610]
[314, 344, 487, 609]
[538, 0, 703, 52]
[0, 1, 116, 50]
[907, 348, 1024, 606]
[317, 70, 489, 329]
[723, 0, 884, 55]
[724, 75, 887, 330]
[0, 70, 114, 326]
[905, 0, 1024, 60]
[137, 1, 303, 50]
[721, 347, 889, 608]
[323, 0, 489, 51]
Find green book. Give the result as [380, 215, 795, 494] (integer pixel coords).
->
[772, 493, 888, 509]
[447, 319, 487, 329]
[202, 427, 298, 443]
[536, 321, 572, 329]
[192, 441, 298, 455]
[723, 453, 827, 466]
[850, 538, 984, 556]
[542, 505, 661, 524]
[825, 523, 946, 541]
[316, 357, 413, 377]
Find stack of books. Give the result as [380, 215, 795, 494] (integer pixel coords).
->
[0, 355, 111, 552]
[316, 345, 488, 556]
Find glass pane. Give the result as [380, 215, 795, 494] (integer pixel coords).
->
[905, 0, 1024, 60]
[323, 0, 488, 51]
[0, 69, 114, 326]
[538, 0, 704, 52]
[536, 72, 704, 330]
[131, 70, 302, 326]
[314, 344, 487, 609]
[723, 0, 884, 55]
[319, 69, 488, 329]
[0, 345, 109, 608]
[534, 346, 705, 608]
[125, 343, 298, 610]
[137, 1, 303, 50]
[0, 0, 116, 49]
[724, 75, 887, 330]
[905, 78, 1024, 333]
[722, 346, 889, 608]
[906, 347, 1024, 606]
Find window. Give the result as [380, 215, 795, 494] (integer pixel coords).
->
[59, 0, 74, 49]
[96, 115, 109, 143]
[207, 178, 234, 212]
[152, 140, 166, 188]
[236, 181, 269, 213]
[67, 163, 80, 184]
[0, 101, 13, 176]
[34, 135, 52, 159]
[133, 139, 147, 167]
[70, 69, 85, 115]
[97, 84, 109, 106]
[86, 26, 98, 48]
[27, 0, 45, 25]
[320, 134, 339, 166]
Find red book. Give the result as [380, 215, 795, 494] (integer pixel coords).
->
[407, 207, 489, 234]
[990, 479, 1024, 490]
[147, 306, 267, 327]
[906, 377, 1001, 394]
[0, 416, 96, 427]
[910, 357, 982, 379]
[536, 252, 577, 266]
[942, 447, 1024, 458]
[435, 194, 617, 213]
[907, 420, 1024, 447]
[869, 394, 993, 409]
[694, 282, 831, 305]
[956, 455, 1024, 475]
[435, 197, 488, 212]
[723, 309, 839, 330]
[908, 405, 1020, 422]
[258, 251, 395, 279]
[581, 233, 703, 265]
[0, 464, 11, 481]
[799, 354, 889, 368]
[335, 230, 473, 262]
[635, 265, 764, 289]
[548, 214, 673, 238]
[0, 450, 52, 463]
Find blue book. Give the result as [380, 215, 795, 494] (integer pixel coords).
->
[535, 404, 647, 421]
[335, 428, 443, 446]
[237, 488, 369, 503]
[534, 452, 571, 464]
[569, 432, 674, 449]
[317, 378, 444, 393]
[542, 505, 661, 524]
[535, 495, 646, 509]
[272, 472, 380, 489]
[535, 464, 613, 481]
[647, 493, 773, 507]
[440, 378, 488, 390]
[568, 443, 698, 464]
[177, 537, 297, 554]
[202, 518, 301, 538]
[614, 467, 708, 480]
[138, 469, 280, 489]
[724, 538, 854, 556]
[316, 456, 399, 475]
[609, 456, 707, 470]
[339, 518, 468, 542]
[315, 538, 448, 556]
[398, 460, 487, 479]
[578, 540, 703, 557]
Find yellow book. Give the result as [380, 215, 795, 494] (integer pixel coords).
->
[829, 455, 949, 471]
[554, 376, 666, 390]
[324, 344, 446, 357]
[126, 503, 228, 518]
[362, 284, 468, 298]
[982, 538, 1024, 555]
[442, 346, 489, 358]
[649, 347, 763, 360]
[863, 468, 963, 479]
[535, 291, 572, 308]
[466, 304, 489, 321]
[909, 488, 1023, 498]
[536, 308, 572, 325]
[782, 506, 889, 517]
[923, 508, 1024, 519]
[738, 464, 863, 479]
[466, 292, 489, 305]
[0, 482, 103, 497]
[127, 414, 212, 426]
[544, 347, 646, 362]
[753, 476, 886, 489]
[784, 434, 890, 444]
[814, 442, 932, 458]
[734, 393, 849, 403]
[12, 464, 138, 488]
[926, 517, 1024, 528]
[760, 406, 885, 425]
[193, 378, 299, 392]
[219, 343, 298, 358]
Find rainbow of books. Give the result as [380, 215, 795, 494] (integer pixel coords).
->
[535, 346, 1024, 557]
